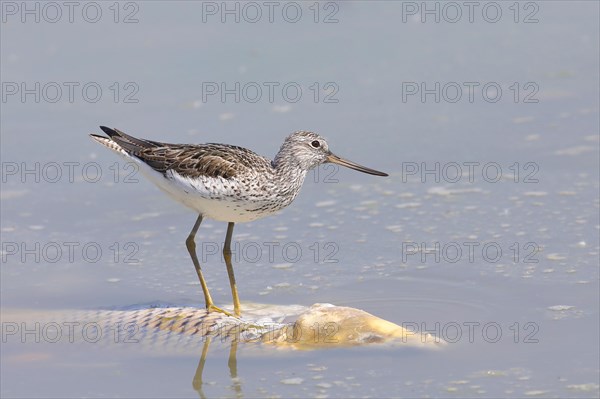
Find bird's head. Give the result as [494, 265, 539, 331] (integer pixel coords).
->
[275, 131, 388, 177]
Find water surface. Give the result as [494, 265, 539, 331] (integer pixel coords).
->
[1, 1, 599, 397]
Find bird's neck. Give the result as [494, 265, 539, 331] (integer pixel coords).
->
[271, 156, 309, 194]
[272, 157, 307, 176]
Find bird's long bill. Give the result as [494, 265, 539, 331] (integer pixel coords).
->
[326, 153, 388, 177]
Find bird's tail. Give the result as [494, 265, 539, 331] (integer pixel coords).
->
[89, 133, 127, 155]
[89, 126, 159, 156]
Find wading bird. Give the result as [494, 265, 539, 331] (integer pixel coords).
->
[91, 126, 387, 316]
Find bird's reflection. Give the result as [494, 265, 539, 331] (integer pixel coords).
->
[192, 336, 242, 399]
[228, 341, 242, 397]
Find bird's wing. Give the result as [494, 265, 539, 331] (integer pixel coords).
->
[95, 126, 266, 180]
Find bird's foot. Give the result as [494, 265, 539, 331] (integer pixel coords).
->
[207, 304, 240, 318]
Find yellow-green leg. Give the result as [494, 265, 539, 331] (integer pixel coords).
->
[186, 214, 233, 317]
[223, 222, 242, 317]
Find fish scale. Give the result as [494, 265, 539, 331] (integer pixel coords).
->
[2, 304, 444, 353]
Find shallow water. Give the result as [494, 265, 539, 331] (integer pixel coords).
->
[1, 1, 599, 397]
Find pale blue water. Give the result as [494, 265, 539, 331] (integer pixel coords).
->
[1, 1, 599, 397]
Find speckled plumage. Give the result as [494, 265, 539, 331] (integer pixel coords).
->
[90, 126, 387, 316]
[90, 127, 387, 222]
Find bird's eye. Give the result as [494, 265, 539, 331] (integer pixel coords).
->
[311, 140, 320, 148]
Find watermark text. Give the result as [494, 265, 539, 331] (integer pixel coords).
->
[401, 82, 539, 103]
[401, 241, 540, 264]
[201, 81, 339, 104]
[401, 1, 540, 24]
[2, 82, 140, 104]
[201, 1, 339, 23]
[401, 162, 539, 183]
[1, 1, 139, 23]
[2, 241, 140, 264]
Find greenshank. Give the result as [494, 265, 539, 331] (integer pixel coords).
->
[91, 126, 388, 316]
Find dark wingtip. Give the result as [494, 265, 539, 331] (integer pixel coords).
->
[99, 126, 116, 136]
